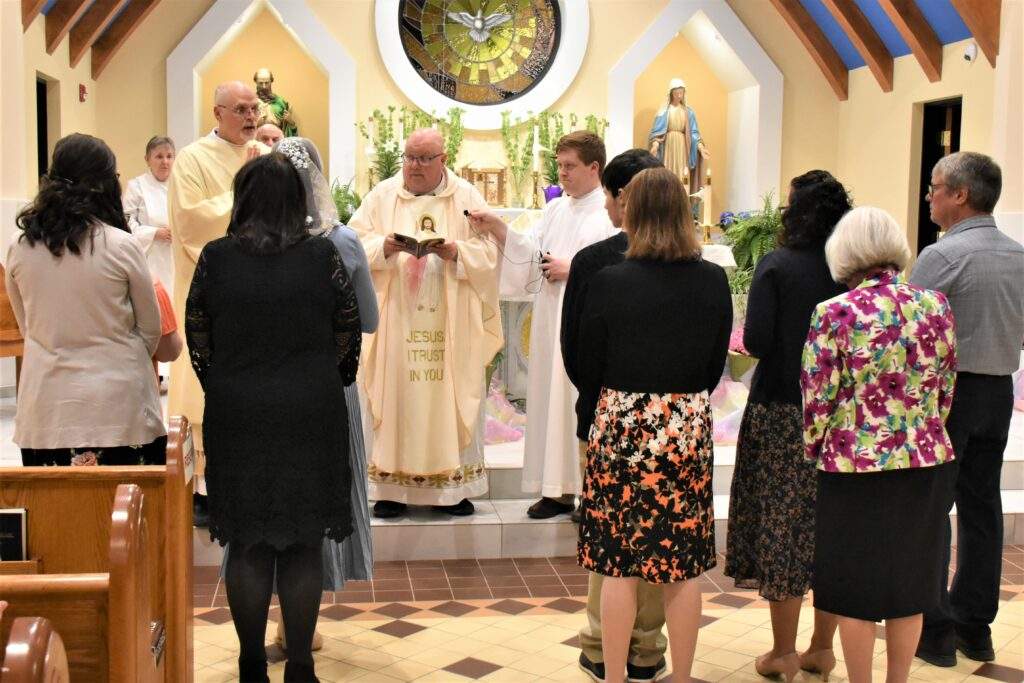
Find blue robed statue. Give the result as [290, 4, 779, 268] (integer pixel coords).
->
[648, 77, 709, 196]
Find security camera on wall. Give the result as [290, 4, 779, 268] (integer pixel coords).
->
[964, 42, 979, 63]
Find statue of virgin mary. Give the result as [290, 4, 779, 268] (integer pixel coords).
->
[648, 77, 709, 195]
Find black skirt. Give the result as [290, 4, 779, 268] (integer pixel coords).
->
[813, 462, 956, 621]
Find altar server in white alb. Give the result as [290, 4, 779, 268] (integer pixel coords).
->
[122, 136, 175, 290]
[469, 131, 618, 519]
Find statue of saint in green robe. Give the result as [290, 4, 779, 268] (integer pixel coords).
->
[253, 68, 297, 137]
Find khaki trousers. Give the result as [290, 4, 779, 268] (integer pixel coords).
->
[577, 441, 667, 664]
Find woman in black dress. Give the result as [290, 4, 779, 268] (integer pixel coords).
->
[186, 153, 361, 683]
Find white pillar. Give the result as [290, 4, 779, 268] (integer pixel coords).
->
[991, 0, 1023, 245]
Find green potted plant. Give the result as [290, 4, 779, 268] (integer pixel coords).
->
[722, 192, 783, 271]
[357, 107, 401, 187]
[721, 192, 783, 380]
[331, 178, 361, 225]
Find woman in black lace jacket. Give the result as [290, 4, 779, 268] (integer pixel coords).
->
[185, 152, 361, 683]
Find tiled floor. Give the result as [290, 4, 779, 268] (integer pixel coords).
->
[193, 548, 1024, 682]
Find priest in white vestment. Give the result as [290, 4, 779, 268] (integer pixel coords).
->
[469, 131, 617, 519]
[167, 82, 268, 515]
[350, 129, 502, 518]
[123, 136, 175, 291]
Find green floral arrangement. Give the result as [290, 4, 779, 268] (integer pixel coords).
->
[722, 192, 783, 274]
[536, 111, 575, 186]
[357, 107, 401, 184]
[500, 111, 536, 206]
[438, 107, 464, 169]
[399, 105, 435, 140]
[397, 106, 465, 170]
[584, 114, 609, 139]
[331, 178, 361, 225]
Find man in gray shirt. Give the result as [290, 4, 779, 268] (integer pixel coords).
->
[911, 152, 1024, 667]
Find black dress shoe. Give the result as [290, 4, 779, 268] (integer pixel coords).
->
[578, 652, 606, 682]
[527, 497, 574, 519]
[627, 657, 667, 683]
[956, 634, 995, 662]
[432, 498, 475, 516]
[193, 492, 210, 528]
[915, 636, 956, 668]
[373, 500, 407, 518]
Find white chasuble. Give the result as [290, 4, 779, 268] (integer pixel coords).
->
[350, 171, 502, 505]
[123, 172, 173, 289]
[500, 186, 618, 497]
[167, 132, 268, 456]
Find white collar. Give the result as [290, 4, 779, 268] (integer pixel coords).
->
[209, 129, 249, 148]
[567, 184, 604, 207]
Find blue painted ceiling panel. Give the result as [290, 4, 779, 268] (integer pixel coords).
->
[792, 0, 976, 75]
[798, 0, 866, 69]
[916, 0, 973, 43]
[853, 0, 911, 57]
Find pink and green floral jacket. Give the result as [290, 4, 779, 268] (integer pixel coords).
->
[800, 269, 957, 473]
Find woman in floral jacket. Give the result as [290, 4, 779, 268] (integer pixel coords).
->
[801, 206, 957, 683]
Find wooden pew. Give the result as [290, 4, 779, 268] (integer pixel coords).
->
[1, 616, 71, 682]
[0, 417, 195, 682]
[0, 485, 158, 682]
[0, 264, 24, 387]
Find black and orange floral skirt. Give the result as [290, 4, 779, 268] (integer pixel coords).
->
[578, 388, 716, 583]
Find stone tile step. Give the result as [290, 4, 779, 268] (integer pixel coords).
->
[194, 491, 1024, 564]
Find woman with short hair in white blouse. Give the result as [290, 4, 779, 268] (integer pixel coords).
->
[122, 136, 175, 290]
[6, 133, 165, 466]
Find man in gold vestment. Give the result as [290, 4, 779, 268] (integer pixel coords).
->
[167, 81, 268, 522]
[350, 129, 502, 518]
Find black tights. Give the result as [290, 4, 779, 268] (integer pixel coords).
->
[225, 540, 323, 673]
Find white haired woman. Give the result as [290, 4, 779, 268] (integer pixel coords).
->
[801, 206, 958, 683]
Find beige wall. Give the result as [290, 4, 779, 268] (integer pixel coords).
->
[20, 15, 99, 194]
[836, 40, 995, 246]
[726, 0, 841, 194]
[633, 33, 729, 218]
[96, 0, 215, 183]
[198, 8, 329, 168]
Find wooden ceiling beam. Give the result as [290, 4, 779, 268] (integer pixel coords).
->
[821, 0, 894, 92]
[69, 0, 130, 68]
[949, 0, 1000, 67]
[45, 0, 91, 54]
[22, 0, 47, 30]
[768, 0, 849, 100]
[878, 0, 942, 81]
[90, 0, 162, 80]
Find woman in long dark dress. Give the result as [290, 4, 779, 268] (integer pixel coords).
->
[186, 153, 361, 683]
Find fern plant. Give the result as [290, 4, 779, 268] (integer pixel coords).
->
[723, 192, 783, 272]
[331, 178, 361, 225]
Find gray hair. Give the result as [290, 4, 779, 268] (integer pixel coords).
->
[145, 136, 174, 156]
[825, 206, 911, 283]
[932, 151, 1002, 213]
